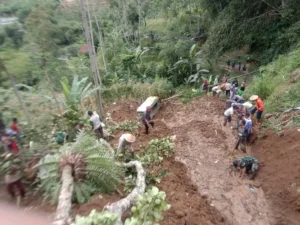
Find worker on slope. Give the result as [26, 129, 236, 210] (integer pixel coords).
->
[232, 95, 244, 103]
[74, 121, 85, 136]
[88, 110, 104, 139]
[117, 133, 136, 155]
[223, 105, 238, 126]
[141, 106, 154, 135]
[233, 156, 259, 180]
[212, 85, 222, 97]
[244, 112, 253, 143]
[226, 99, 237, 109]
[249, 95, 264, 125]
[55, 131, 69, 145]
[225, 81, 231, 98]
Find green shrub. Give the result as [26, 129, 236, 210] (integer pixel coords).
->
[102, 80, 174, 102]
[245, 46, 300, 112]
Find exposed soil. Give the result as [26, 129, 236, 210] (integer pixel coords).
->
[2, 97, 300, 225]
[251, 129, 300, 225]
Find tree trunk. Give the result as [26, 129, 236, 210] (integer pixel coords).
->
[105, 161, 146, 225]
[93, 14, 107, 72]
[43, 65, 63, 115]
[53, 165, 74, 225]
[79, 0, 104, 119]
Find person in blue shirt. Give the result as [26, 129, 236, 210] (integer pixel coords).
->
[244, 113, 253, 142]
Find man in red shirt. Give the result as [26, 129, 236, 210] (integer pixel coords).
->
[250, 95, 264, 125]
[10, 118, 19, 133]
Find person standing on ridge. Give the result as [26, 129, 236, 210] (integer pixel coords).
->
[202, 80, 209, 95]
[225, 81, 231, 97]
[214, 76, 219, 86]
[249, 95, 264, 125]
[232, 78, 239, 87]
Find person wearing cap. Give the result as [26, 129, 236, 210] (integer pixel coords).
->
[233, 156, 259, 179]
[249, 95, 264, 124]
[88, 110, 103, 139]
[117, 133, 136, 154]
[74, 121, 85, 136]
[141, 106, 154, 135]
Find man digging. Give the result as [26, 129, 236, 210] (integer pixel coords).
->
[141, 106, 154, 135]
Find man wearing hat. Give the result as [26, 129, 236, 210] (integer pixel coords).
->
[233, 156, 259, 179]
[117, 133, 136, 154]
[141, 106, 154, 135]
[249, 95, 264, 125]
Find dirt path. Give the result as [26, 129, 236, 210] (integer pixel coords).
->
[157, 97, 275, 225]
[108, 97, 276, 224]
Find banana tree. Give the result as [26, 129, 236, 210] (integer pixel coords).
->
[36, 132, 120, 225]
[61, 76, 100, 112]
[173, 44, 211, 84]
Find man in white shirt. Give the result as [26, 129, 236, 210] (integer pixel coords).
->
[88, 111, 103, 139]
[223, 105, 239, 126]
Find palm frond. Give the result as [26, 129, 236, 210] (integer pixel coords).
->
[36, 131, 120, 204]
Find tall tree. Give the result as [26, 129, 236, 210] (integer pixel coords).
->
[79, 0, 104, 119]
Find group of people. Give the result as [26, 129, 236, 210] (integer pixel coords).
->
[0, 118, 25, 200]
[220, 78, 264, 179]
[202, 74, 264, 180]
[56, 107, 155, 158]
[227, 60, 247, 72]
[203, 75, 247, 99]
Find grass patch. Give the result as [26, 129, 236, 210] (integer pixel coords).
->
[245, 46, 300, 113]
[102, 79, 174, 102]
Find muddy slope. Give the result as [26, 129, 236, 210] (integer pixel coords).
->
[158, 97, 275, 225]
[252, 129, 300, 225]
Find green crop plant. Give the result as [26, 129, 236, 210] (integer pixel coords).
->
[115, 120, 141, 132]
[74, 210, 118, 225]
[140, 137, 175, 165]
[125, 186, 170, 225]
[73, 187, 169, 225]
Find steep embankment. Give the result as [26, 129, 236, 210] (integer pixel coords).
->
[252, 129, 300, 225]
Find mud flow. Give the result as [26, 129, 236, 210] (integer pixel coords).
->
[1, 97, 300, 225]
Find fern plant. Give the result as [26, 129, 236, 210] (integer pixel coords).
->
[36, 131, 121, 205]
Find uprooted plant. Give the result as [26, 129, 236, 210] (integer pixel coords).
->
[35, 131, 121, 225]
[73, 186, 170, 225]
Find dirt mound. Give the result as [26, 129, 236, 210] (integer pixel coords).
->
[252, 129, 300, 225]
